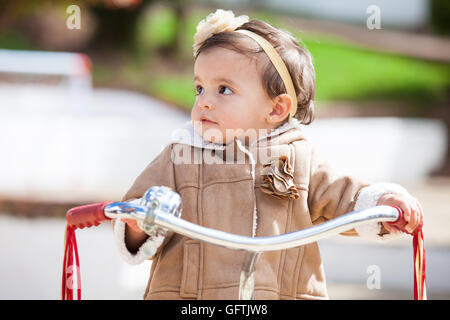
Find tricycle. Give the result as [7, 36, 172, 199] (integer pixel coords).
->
[62, 186, 426, 300]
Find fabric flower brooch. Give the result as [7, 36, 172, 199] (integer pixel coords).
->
[193, 9, 249, 56]
[260, 156, 300, 200]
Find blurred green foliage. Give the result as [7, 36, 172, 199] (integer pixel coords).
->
[0, 32, 33, 50]
[0, 2, 448, 112]
[137, 6, 178, 52]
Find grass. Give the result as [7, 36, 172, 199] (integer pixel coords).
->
[149, 73, 196, 108]
[300, 33, 450, 103]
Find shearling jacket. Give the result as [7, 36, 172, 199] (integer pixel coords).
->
[113, 119, 408, 300]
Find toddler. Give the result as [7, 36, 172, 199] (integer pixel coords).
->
[113, 9, 423, 299]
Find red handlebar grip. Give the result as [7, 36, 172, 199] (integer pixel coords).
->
[66, 201, 113, 230]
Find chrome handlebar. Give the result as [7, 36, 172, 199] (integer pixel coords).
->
[105, 186, 182, 237]
[104, 186, 401, 299]
[104, 187, 400, 252]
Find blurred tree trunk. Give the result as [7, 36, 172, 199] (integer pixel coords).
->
[90, 4, 144, 51]
[89, 0, 186, 57]
[171, 0, 185, 58]
[430, 0, 450, 35]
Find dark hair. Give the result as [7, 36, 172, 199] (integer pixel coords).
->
[194, 20, 315, 125]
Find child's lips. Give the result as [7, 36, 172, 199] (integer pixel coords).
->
[200, 117, 217, 125]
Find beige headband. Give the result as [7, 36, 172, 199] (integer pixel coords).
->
[236, 29, 298, 119]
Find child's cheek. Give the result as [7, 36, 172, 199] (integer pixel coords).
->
[191, 104, 200, 121]
[222, 110, 247, 130]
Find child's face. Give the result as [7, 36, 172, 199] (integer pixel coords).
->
[192, 47, 274, 144]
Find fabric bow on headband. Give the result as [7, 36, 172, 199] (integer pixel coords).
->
[193, 9, 249, 57]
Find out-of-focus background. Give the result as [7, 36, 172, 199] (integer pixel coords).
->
[0, 0, 449, 300]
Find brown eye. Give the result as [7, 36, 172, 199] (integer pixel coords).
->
[219, 86, 232, 95]
[195, 85, 204, 95]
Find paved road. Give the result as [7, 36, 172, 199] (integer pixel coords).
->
[0, 86, 190, 202]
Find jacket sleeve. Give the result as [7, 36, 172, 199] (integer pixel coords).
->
[307, 144, 409, 240]
[112, 144, 177, 265]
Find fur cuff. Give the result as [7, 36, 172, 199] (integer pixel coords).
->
[354, 182, 410, 241]
[113, 219, 165, 265]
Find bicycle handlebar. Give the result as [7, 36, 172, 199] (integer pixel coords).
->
[64, 186, 427, 301]
[65, 188, 404, 251]
[104, 202, 402, 252]
[64, 186, 408, 300]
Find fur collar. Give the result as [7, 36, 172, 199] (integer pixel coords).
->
[170, 118, 303, 150]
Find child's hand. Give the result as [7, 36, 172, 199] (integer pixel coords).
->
[121, 218, 146, 234]
[121, 197, 147, 234]
[377, 193, 423, 235]
[121, 218, 149, 253]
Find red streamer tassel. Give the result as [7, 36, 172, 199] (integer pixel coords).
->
[413, 229, 426, 300]
[62, 225, 81, 300]
[61, 201, 112, 300]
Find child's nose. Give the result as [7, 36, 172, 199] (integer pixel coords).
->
[200, 103, 212, 110]
[198, 95, 214, 110]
